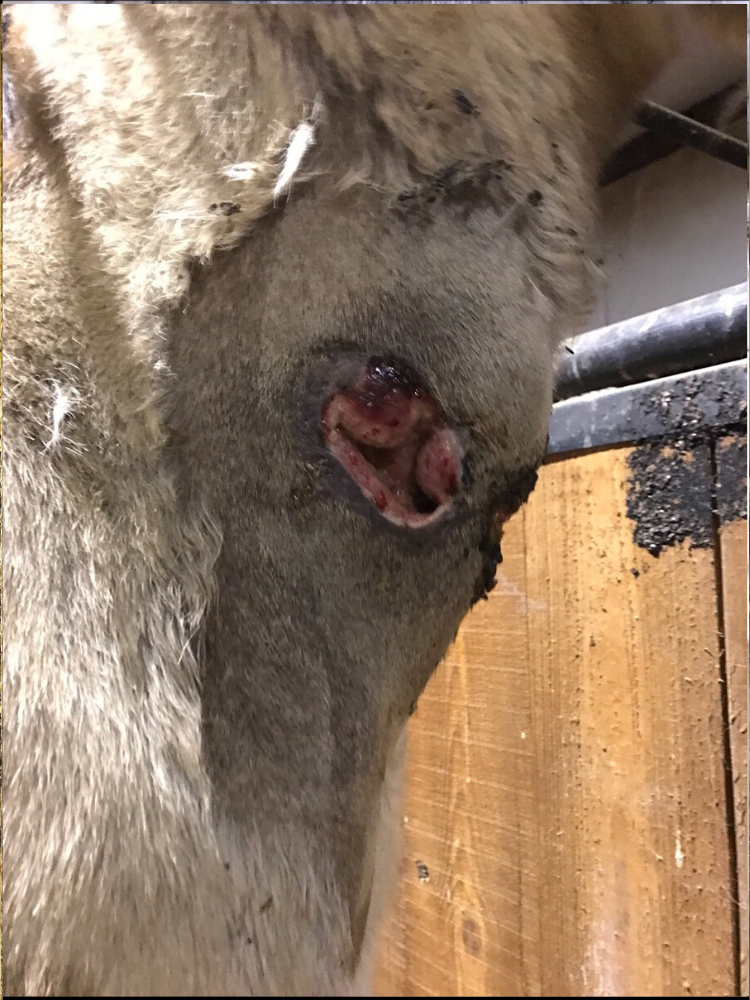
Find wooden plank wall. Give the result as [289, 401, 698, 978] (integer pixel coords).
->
[717, 436, 749, 997]
[375, 438, 747, 997]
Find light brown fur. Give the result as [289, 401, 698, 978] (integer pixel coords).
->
[2, 4, 745, 996]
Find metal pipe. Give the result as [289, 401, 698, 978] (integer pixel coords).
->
[548, 359, 747, 455]
[555, 283, 748, 402]
[634, 100, 748, 170]
[601, 84, 747, 186]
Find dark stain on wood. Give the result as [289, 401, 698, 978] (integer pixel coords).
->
[716, 434, 747, 524]
[415, 861, 430, 882]
[626, 440, 713, 555]
[461, 917, 482, 956]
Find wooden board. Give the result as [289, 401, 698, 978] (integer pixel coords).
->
[375, 509, 539, 997]
[716, 434, 748, 997]
[375, 444, 736, 997]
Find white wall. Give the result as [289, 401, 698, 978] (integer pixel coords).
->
[588, 115, 748, 331]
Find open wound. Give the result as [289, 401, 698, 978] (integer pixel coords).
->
[322, 359, 463, 528]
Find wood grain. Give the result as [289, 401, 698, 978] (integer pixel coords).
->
[375, 509, 538, 996]
[375, 445, 735, 997]
[716, 435, 748, 997]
